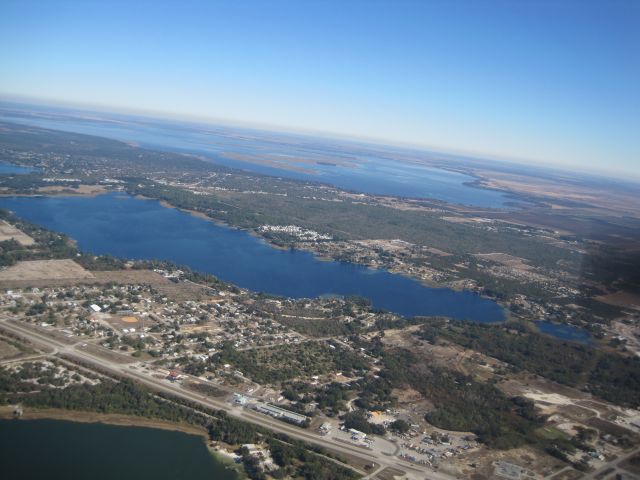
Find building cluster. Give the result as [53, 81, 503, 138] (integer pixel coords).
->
[259, 224, 333, 241]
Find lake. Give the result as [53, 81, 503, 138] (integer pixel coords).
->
[535, 320, 591, 344]
[0, 162, 33, 175]
[0, 192, 505, 322]
[0, 419, 237, 480]
[0, 111, 514, 208]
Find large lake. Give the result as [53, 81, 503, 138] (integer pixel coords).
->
[0, 192, 505, 322]
[0, 419, 237, 480]
[0, 112, 513, 208]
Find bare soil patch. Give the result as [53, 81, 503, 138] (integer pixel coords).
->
[0, 220, 35, 246]
[374, 466, 406, 480]
[75, 343, 137, 365]
[0, 259, 94, 284]
[453, 445, 566, 480]
[37, 184, 108, 196]
[595, 291, 640, 310]
[474, 252, 532, 271]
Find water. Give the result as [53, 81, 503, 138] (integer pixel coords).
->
[536, 320, 591, 343]
[0, 161, 33, 175]
[0, 192, 505, 322]
[0, 110, 513, 208]
[0, 419, 236, 480]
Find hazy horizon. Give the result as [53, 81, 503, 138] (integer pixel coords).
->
[2, 94, 640, 185]
[1, 0, 638, 177]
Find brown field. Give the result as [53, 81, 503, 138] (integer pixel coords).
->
[0, 220, 35, 246]
[452, 445, 566, 480]
[74, 343, 137, 364]
[473, 169, 640, 218]
[37, 184, 108, 196]
[0, 264, 211, 302]
[102, 313, 160, 334]
[595, 291, 640, 310]
[587, 417, 640, 442]
[474, 252, 533, 271]
[0, 259, 94, 283]
[5, 319, 77, 346]
[180, 323, 224, 334]
[374, 467, 407, 480]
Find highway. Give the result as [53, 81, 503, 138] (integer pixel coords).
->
[0, 317, 459, 480]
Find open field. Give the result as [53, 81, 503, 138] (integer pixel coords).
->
[595, 291, 640, 310]
[37, 184, 108, 196]
[0, 259, 94, 283]
[0, 220, 34, 245]
[473, 169, 640, 218]
[474, 252, 533, 271]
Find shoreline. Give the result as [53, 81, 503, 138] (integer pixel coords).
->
[1, 188, 509, 321]
[0, 406, 247, 477]
[0, 184, 110, 199]
[0, 405, 208, 438]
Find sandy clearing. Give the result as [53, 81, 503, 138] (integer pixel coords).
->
[0, 259, 94, 282]
[0, 220, 35, 246]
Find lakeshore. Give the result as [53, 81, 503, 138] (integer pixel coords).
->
[0, 417, 239, 480]
[0, 191, 506, 322]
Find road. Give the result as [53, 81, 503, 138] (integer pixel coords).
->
[0, 317, 459, 480]
[581, 446, 640, 480]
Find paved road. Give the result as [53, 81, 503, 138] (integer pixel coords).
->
[0, 317, 459, 480]
[581, 446, 640, 480]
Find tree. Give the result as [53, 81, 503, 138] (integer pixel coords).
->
[390, 419, 410, 434]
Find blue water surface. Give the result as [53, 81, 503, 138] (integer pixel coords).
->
[0, 161, 33, 174]
[0, 192, 505, 322]
[0, 113, 512, 208]
[535, 320, 591, 343]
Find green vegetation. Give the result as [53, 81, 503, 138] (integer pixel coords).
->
[341, 409, 386, 435]
[417, 319, 640, 407]
[212, 341, 368, 384]
[389, 419, 410, 434]
[347, 337, 545, 449]
[0, 363, 358, 480]
[0, 210, 77, 267]
[129, 181, 573, 271]
[275, 316, 356, 337]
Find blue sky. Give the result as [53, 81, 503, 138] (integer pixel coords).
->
[0, 0, 638, 175]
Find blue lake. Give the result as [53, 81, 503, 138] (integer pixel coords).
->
[0, 112, 513, 208]
[0, 161, 33, 174]
[535, 320, 591, 344]
[0, 192, 505, 322]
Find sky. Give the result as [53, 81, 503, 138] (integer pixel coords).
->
[0, 0, 638, 175]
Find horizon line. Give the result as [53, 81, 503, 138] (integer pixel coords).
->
[1, 92, 639, 183]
